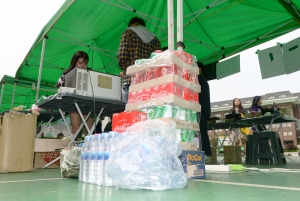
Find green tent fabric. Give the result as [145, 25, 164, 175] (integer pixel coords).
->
[0, 75, 56, 111]
[15, 0, 300, 88]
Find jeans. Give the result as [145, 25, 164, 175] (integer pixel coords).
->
[123, 83, 130, 103]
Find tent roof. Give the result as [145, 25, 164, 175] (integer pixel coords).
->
[15, 0, 300, 87]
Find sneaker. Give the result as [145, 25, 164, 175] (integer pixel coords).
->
[205, 155, 211, 163]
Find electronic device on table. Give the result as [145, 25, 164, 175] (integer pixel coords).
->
[64, 67, 123, 101]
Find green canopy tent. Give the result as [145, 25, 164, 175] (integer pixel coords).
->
[0, 75, 56, 111]
[15, 0, 300, 100]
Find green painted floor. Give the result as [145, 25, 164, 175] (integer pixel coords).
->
[1, 157, 300, 201]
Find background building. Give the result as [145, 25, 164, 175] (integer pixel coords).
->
[209, 91, 300, 147]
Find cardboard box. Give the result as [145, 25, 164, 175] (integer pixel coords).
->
[33, 139, 70, 169]
[180, 142, 198, 151]
[183, 164, 206, 179]
[126, 51, 199, 75]
[223, 146, 242, 164]
[129, 74, 200, 93]
[125, 94, 201, 112]
[159, 117, 199, 131]
[179, 150, 205, 165]
[0, 111, 37, 173]
[209, 147, 217, 163]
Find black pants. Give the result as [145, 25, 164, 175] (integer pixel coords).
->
[197, 112, 212, 156]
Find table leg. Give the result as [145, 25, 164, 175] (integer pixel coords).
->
[36, 117, 54, 138]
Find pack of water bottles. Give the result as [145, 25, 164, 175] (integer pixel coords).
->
[105, 119, 188, 190]
[79, 132, 121, 186]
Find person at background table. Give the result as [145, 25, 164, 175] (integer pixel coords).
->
[56, 51, 94, 139]
[229, 98, 248, 114]
[117, 16, 161, 103]
[249, 96, 273, 114]
[228, 98, 248, 153]
[249, 96, 273, 132]
[197, 62, 212, 160]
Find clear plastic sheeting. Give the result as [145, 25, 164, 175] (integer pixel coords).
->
[281, 114, 300, 131]
[106, 119, 188, 190]
[60, 147, 81, 178]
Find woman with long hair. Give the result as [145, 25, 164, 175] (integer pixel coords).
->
[229, 98, 248, 114]
[56, 51, 94, 140]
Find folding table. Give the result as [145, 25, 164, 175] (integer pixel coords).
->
[36, 92, 126, 168]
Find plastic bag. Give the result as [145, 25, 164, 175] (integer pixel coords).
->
[106, 119, 187, 190]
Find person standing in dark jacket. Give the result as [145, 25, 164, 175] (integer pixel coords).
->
[197, 62, 212, 157]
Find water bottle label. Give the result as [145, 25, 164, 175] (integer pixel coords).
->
[85, 152, 90, 160]
[97, 151, 103, 160]
[91, 151, 97, 160]
[104, 150, 110, 160]
[81, 152, 85, 160]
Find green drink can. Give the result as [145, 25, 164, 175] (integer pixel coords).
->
[185, 109, 192, 122]
[171, 106, 180, 119]
[191, 111, 197, 123]
[154, 104, 172, 118]
[147, 107, 156, 119]
[181, 129, 189, 142]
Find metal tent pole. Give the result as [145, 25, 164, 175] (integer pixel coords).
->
[0, 84, 4, 110]
[168, 0, 174, 51]
[177, 0, 184, 51]
[11, 82, 16, 109]
[35, 36, 47, 102]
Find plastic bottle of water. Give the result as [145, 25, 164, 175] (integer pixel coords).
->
[88, 134, 98, 184]
[79, 136, 89, 182]
[81, 136, 91, 183]
[96, 134, 105, 186]
[103, 132, 115, 186]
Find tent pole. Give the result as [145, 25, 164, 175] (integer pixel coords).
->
[0, 84, 4, 110]
[168, 0, 174, 51]
[11, 82, 16, 109]
[35, 36, 47, 102]
[177, 0, 183, 51]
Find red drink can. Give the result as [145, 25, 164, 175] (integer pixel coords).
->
[145, 69, 154, 81]
[182, 69, 190, 81]
[189, 73, 198, 84]
[182, 87, 190, 101]
[128, 91, 136, 103]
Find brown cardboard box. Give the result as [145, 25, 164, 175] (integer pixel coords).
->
[223, 146, 242, 164]
[180, 142, 198, 151]
[0, 111, 37, 173]
[33, 139, 70, 169]
[129, 74, 201, 93]
[159, 117, 199, 131]
[125, 94, 201, 112]
[209, 147, 217, 163]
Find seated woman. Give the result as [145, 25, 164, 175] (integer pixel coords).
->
[56, 51, 94, 140]
[227, 98, 248, 153]
[229, 98, 248, 114]
[249, 96, 273, 114]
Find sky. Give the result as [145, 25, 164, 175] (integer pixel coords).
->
[1, 0, 300, 103]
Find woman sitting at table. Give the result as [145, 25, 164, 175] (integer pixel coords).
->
[229, 98, 248, 114]
[249, 96, 273, 114]
[228, 98, 248, 153]
[56, 51, 94, 140]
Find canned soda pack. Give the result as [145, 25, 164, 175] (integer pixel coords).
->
[130, 64, 198, 85]
[128, 83, 199, 104]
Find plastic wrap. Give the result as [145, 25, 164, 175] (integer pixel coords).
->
[126, 50, 199, 76]
[281, 114, 300, 130]
[130, 74, 200, 94]
[60, 147, 81, 178]
[106, 120, 188, 190]
[125, 94, 201, 112]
